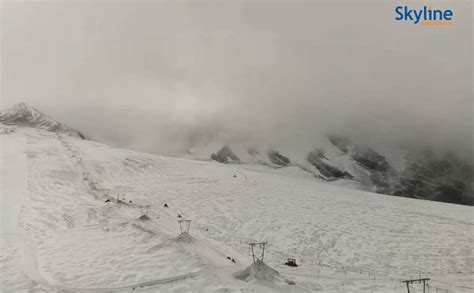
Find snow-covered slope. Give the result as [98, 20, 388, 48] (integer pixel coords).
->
[1, 126, 473, 292]
[0, 103, 86, 139]
[191, 135, 473, 206]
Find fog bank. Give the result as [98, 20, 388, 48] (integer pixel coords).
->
[2, 0, 472, 159]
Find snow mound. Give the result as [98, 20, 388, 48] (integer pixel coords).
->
[172, 233, 195, 244]
[138, 214, 151, 220]
[0, 102, 86, 139]
[234, 260, 279, 282]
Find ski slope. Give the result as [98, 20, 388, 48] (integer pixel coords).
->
[1, 126, 473, 292]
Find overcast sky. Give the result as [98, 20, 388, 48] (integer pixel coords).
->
[1, 0, 472, 157]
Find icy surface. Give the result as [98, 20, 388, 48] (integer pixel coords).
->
[1, 127, 473, 292]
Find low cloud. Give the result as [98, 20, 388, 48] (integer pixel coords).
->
[2, 0, 472, 159]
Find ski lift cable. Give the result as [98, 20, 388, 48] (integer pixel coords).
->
[430, 280, 474, 290]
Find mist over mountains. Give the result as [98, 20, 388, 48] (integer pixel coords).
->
[1, 103, 472, 206]
[2, 1, 472, 204]
[1, 2, 473, 292]
[204, 137, 473, 206]
[2, 0, 472, 161]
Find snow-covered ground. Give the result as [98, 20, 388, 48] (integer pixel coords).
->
[1, 126, 473, 292]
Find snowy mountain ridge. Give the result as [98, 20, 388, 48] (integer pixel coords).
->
[1, 102, 472, 206]
[193, 138, 473, 206]
[1, 109, 473, 292]
[0, 103, 86, 139]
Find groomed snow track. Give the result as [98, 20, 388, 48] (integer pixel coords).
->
[53, 272, 199, 292]
[1, 126, 473, 293]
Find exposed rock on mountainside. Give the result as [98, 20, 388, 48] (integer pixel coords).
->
[307, 135, 474, 205]
[347, 146, 392, 194]
[4, 102, 470, 205]
[351, 147, 390, 172]
[267, 149, 291, 166]
[393, 151, 474, 205]
[368, 171, 393, 195]
[0, 103, 86, 139]
[307, 148, 353, 179]
[210, 146, 240, 163]
[202, 134, 473, 205]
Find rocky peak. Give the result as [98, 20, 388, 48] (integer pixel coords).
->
[0, 103, 86, 139]
[210, 146, 240, 163]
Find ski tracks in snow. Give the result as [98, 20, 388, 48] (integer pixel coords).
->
[2, 128, 473, 292]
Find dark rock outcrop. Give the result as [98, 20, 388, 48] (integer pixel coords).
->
[369, 171, 392, 194]
[211, 146, 240, 163]
[307, 149, 353, 179]
[267, 150, 290, 166]
[351, 147, 389, 172]
[433, 182, 472, 205]
[348, 146, 392, 193]
[393, 151, 473, 205]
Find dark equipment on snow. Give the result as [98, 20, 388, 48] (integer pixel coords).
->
[104, 199, 111, 203]
[164, 203, 169, 208]
[284, 258, 298, 267]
